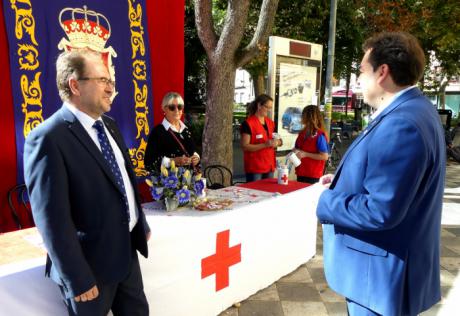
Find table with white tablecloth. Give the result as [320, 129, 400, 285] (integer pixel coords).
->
[0, 183, 319, 316]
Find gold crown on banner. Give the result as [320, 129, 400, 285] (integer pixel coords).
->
[59, 5, 111, 51]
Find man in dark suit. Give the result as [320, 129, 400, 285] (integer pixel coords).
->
[316, 32, 445, 315]
[24, 49, 151, 315]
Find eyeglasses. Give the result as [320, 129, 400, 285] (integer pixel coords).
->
[78, 77, 115, 88]
[167, 104, 184, 111]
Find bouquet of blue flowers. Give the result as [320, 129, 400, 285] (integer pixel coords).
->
[146, 158, 205, 209]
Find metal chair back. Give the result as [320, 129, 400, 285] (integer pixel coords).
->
[7, 184, 34, 229]
[438, 109, 452, 130]
[204, 165, 233, 190]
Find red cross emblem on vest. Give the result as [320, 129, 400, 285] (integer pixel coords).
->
[201, 230, 241, 291]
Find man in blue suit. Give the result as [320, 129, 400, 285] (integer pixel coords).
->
[24, 49, 151, 315]
[316, 32, 445, 315]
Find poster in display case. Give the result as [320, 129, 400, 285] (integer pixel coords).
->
[268, 37, 323, 152]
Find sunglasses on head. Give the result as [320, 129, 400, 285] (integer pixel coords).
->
[167, 104, 184, 111]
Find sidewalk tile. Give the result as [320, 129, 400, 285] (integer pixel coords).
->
[281, 301, 328, 316]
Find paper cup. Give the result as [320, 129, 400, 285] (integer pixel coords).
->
[272, 132, 280, 140]
[287, 152, 301, 167]
[277, 167, 289, 185]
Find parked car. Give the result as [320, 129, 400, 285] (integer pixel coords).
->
[281, 107, 303, 133]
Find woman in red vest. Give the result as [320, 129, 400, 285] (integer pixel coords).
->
[293, 105, 329, 184]
[240, 94, 282, 182]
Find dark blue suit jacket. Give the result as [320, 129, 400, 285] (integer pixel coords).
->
[317, 88, 445, 315]
[24, 106, 150, 298]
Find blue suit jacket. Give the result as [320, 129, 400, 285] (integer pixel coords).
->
[317, 88, 445, 315]
[24, 106, 150, 298]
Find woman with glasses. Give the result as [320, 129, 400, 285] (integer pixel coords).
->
[240, 94, 282, 182]
[145, 92, 200, 172]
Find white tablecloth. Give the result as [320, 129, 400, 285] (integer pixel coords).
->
[0, 185, 318, 316]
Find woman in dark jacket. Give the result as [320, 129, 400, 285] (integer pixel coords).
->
[144, 92, 200, 172]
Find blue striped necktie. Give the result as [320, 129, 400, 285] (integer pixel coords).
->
[93, 120, 130, 221]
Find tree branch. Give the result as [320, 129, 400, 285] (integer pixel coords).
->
[236, 0, 280, 68]
[215, 0, 250, 62]
[194, 0, 218, 56]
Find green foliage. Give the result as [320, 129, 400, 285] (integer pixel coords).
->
[184, 1, 207, 109]
[332, 112, 342, 121]
[418, 0, 460, 80]
[185, 0, 460, 109]
[331, 112, 355, 122]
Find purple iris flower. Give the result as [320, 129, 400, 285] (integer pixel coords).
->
[194, 179, 205, 195]
[151, 187, 164, 200]
[176, 188, 191, 204]
[164, 175, 179, 189]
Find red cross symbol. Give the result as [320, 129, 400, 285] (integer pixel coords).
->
[201, 230, 241, 291]
[281, 174, 288, 183]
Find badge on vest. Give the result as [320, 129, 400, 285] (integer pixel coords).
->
[256, 134, 263, 139]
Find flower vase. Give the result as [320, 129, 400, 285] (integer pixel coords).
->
[164, 197, 179, 211]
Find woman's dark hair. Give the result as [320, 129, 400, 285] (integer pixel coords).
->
[301, 105, 326, 137]
[247, 94, 273, 116]
[363, 32, 425, 86]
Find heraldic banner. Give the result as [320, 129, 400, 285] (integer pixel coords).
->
[0, 0, 185, 232]
[2, 0, 154, 181]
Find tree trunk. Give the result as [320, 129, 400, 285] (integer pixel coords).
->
[202, 62, 236, 171]
[253, 72, 265, 97]
[194, 0, 280, 174]
[245, 66, 266, 98]
[438, 79, 449, 110]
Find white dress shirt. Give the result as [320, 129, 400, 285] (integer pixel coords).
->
[161, 117, 187, 133]
[64, 102, 139, 231]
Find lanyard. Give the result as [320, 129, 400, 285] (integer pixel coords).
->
[168, 128, 200, 173]
[168, 128, 189, 157]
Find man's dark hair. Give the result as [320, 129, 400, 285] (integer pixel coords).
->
[363, 32, 425, 86]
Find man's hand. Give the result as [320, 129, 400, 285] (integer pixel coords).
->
[146, 231, 151, 242]
[74, 285, 99, 302]
[319, 174, 334, 188]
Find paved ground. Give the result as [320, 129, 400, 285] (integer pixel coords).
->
[226, 140, 460, 316]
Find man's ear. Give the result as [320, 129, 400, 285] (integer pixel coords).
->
[68, 77, 80, 96]
[377, 64, 391, 84]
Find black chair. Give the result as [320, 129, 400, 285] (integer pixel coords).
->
[7, 184, 34, 229]
[204, 165, 233, 189]
[438, 109, 452, 130]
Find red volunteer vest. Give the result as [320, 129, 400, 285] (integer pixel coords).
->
[243, 115, 276, 173]
[294, 129, 327, 178]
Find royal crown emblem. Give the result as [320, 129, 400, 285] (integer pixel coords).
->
[57, 5, 118, 100]
[58, 5, 112, 51]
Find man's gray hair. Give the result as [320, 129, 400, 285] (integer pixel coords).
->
[55, 49, 102, 101]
